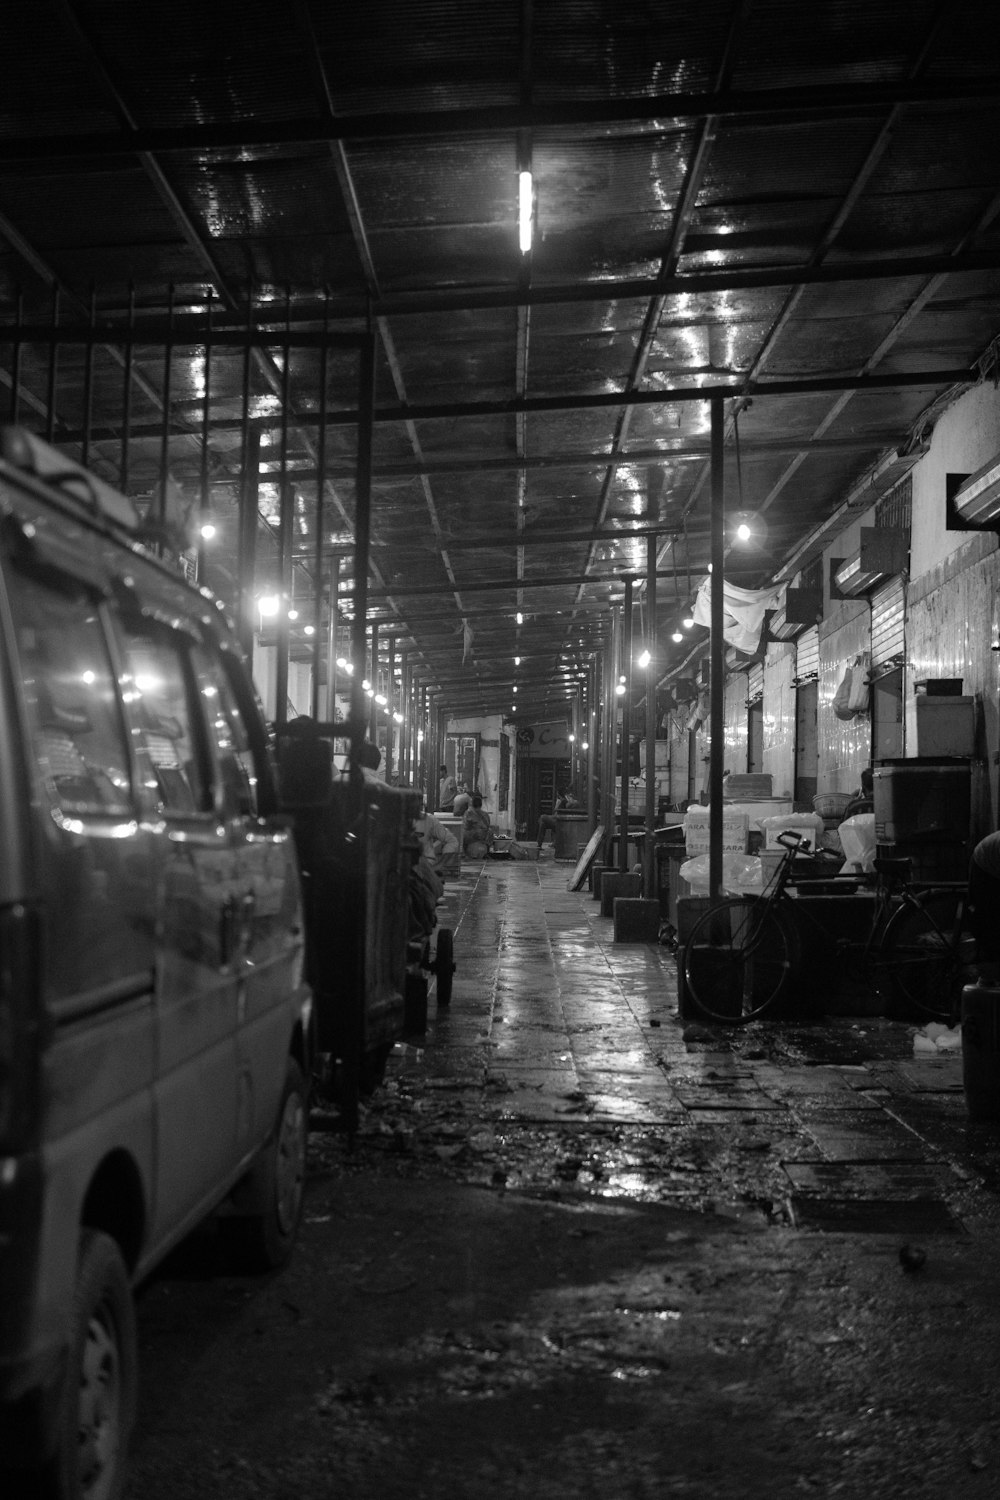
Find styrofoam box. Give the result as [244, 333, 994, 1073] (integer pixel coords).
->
[683, 807, 749, 855]
[722, 797, 793, 830]
[758, 812, 824, 851]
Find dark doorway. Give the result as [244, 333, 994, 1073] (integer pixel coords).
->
[795, 680, 818, 809]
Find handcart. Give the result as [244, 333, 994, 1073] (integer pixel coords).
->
[276, 718, 454, 1127]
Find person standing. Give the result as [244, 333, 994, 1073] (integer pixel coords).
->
[967, 831, 1000, 977]
[438, 763, 457, 811]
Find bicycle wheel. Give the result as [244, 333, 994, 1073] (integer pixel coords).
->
[683, 896, 800, 1024]
[878, 890, 971, 1023]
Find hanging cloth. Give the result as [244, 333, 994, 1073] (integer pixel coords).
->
[692, 577, 784, 655]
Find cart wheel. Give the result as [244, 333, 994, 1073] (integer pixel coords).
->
[434, 928, 455, 1006]
[360, 1042, 392, 1095]
[404, 971, 428, 1035]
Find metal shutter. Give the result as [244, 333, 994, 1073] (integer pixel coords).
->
[871, 577, 905, 667]
[796, 626, 819, 680]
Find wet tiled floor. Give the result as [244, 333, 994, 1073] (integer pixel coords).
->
[125, 850, 1000, 1500]
[382, 852, 1000, 1232]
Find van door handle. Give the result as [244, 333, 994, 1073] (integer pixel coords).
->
[237, 892, 256, 954]
[220, 897, 238, 967]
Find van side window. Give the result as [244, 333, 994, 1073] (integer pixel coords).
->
[3, 565, 132, 815]
[191, 647, 259, 817]
[118, 625, 212, 815]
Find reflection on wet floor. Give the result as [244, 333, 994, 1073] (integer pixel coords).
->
[311, 856, 1000, 1235]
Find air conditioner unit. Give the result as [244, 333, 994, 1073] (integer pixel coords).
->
[831, 527, 908, 599]
[767, 586, 822, 640]
[766, 608, 801, 641]
[948, 454, 1000, 529]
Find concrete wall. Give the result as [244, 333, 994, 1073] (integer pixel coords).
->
[661, 381, 1000, 831]
[445, 713, 517, 835]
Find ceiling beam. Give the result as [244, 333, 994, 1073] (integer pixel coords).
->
[1, 78, 996, 162]
[8, 247, 1000, 331]
[366, 569, 687, 600]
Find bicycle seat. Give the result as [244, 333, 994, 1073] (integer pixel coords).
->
[873, 856, 911, 882]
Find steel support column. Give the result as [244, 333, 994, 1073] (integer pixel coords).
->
[618, 580, 633, 874]
[349, 332, 375, 754]
[275, 479, 294, 731]
[587, 653, 599, 832]
[368, 620, 379, 746]
[237, 427, 261, 663]
[709, 396, 726, 901]
[644, 536, 658, 894]
[601, 614, 618, 843]
[386, 635, 396, 781]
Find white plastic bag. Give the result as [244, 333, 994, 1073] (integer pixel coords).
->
[680, 853, 764, 895]
[839, 812, 876, 873]
[847, 651, 871, 713]
[833, 667, 854, 721]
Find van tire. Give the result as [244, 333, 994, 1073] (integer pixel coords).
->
[223, 1059, 308, 1271]
[41, 1230, 137, 1500]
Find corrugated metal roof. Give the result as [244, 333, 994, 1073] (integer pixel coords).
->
[1, 0, 999, 717]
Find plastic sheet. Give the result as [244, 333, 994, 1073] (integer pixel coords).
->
[839, 812, 876, 873]
[680, 853, 764, 895]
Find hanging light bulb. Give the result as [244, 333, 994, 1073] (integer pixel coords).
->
[672, 630, 684, 643]
[637, 649, 651, 669]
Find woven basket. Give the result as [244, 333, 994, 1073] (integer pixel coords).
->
[812, 792, 852, 818]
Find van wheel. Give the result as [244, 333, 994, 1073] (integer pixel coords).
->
[224, 1059, 308, 1271]
[42, 1230, 137, 1500]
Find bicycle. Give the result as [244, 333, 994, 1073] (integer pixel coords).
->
[681, 832, 975, 1025]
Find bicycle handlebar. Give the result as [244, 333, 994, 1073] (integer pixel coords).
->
[776, 830, 811, 851]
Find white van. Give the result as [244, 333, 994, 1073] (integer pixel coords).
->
[0, 427, 313, 1499]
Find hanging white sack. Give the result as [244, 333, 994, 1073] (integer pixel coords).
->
[833, 666, 855, 721]
[846, 651, 871, 714]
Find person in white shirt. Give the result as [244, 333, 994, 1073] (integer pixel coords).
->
[452, 783, 472, 818]
[415, 806, 459, 872]
[438, 765, 458, 811]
